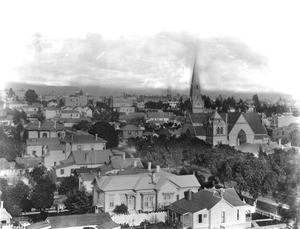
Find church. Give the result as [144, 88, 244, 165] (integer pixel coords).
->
[182, 60, 269, 147]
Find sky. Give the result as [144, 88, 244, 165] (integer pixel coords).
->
[0, 0, 299, 99]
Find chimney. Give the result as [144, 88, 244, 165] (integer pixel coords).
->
[97, 170, 101, 178]
[95, 133, 98, 141]
[122, 152, 126, 160]
[218, 189, 224, 198]
[133, 160, 137, 167]
[279, 138, 282, 147]
[156, 165, 160, 173]
[186, 189, 192, 201]
[148, 162, 152, 171]
[38, 121, 41, 129]
[152, 172, 156, 184]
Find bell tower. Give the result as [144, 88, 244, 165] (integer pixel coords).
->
[190, 60, 204, 113]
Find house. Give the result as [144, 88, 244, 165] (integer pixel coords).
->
[45, 108, 59, 120]
[60, 109, 80, 119]
[267, 122, 300, 142]
[6, 101, 27, 110]
[119, 124, 144, 139]
[116, 106, 135, 114]
[64, 95, 88, 107]
[270, 113, 300, 127]
[26, 221, 51, 229]
[42, 143, 67, 169]
[167, 188, 253, 229]
[0, 201, 12, 227]
[146, 112, 174, 124]
[54, 150, 113, 178]
[61, 132, 106, 153]
[92, 163, 200, 213]
[75, 106, 93, 118]
[60, 117, 91, 127]
[25, 121, 65, 139]
[118, 112, 146, 123]
[47, 212, 120, 229]
[25, 138, 61, 157]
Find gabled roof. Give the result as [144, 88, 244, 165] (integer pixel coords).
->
[26, 138, 61, 146]
[60, 110, 80, 114]
[219, 112, 241, 134]
[147, 112, 174, 119]
[48, 212, 119, 229]
[26, 221, 50, 229]
[71, 150, 112, 165]
[119, 124, 143, 131]
[94, 171, 200, 192]
[243, 113, 267, 134]
[62, 132, 106, 144]
[168, 188, 248, 214]
[189, 113, 211, 124]
[25, 121, 64, 131]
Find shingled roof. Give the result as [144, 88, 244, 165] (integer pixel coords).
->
[93, 171, 200, 192]
[25, 121, 64, 131]
[62, 132, 107, 144]
[48, 212, 119, 229]
[243, 113, 267, 135]
[168, 188, 248, 214]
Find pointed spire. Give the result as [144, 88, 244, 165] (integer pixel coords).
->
[190, 58, 204, 113]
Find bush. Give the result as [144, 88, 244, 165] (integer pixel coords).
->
[113, 204, 128, 214]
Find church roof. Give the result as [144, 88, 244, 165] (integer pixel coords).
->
[243, 113, 267, 135]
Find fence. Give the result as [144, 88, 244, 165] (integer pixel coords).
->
[111, 211, 167, 226]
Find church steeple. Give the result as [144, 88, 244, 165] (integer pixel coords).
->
[190, 59, 204, 113]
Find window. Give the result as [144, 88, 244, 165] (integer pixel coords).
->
[109, 195, 115, 208]
[144, 195, 154, 208]
[128, 131, 131, 135]
[60, 169, 64, 175]
[163, 193, 173, 202]
[221, 211, 225, 223]
[198, 214, 202, 223]
[216, 127, 220, 134]
[32, 150, 37, 156]
[220, 127, 223, 135]
[42, 133, 47, 138]
[217, 141, 222, 145]
[203, 214, 207, 218]
[237, 209, 240, 220]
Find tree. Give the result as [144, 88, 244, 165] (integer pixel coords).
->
[13, 109, 28, 125]
[64, 189, 92, 214]
[8, 88, 16, 98]
[32, 108, 45, 123]
[25, 89, 39, 104]
[2, 181, 31, 216]
[58, 176, 79, 195]
[252, 94, 261, 112]
[72, 120, 92, 131]
[113, 204, 128, 214]
[30, 177, 55, 210]
[89, 122, 119, 148]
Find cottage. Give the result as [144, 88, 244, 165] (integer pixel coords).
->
[167, 188, 253, 229]
[119, 124, 144, 139]
[92, 163, 200, 213]
[54, 150, 113, 178]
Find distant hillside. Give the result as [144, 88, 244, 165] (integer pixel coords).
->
[5, 81, 292, 103]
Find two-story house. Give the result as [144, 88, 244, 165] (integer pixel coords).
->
[61, 132, 107, 153]
[167, 188, 254, 229]
[119, 124, 144, 139]
[54, 149, 113, 178]
[25, 121, 65, 139]
[92, 164, 200, 213]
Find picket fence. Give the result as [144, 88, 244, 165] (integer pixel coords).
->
[111, 211, 167, 226]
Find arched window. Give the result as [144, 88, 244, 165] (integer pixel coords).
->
[237, 129, 247, 145]
[220, 127, 224, 135]
[42, 133, 47, 138]
[216, 127, 220, 135]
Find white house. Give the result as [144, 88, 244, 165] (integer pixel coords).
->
[167, 188, 254, 229]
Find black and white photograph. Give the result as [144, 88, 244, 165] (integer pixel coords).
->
[0, 0, 299, 229]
